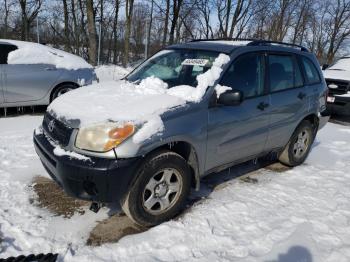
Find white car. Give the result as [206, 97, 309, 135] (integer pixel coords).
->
[0, 39, 97, 109]
[323, 57, 350, 115]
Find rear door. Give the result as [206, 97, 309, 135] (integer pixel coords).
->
[4, 63, 62, 103]
[0, 44, 16, 105]
[264, 52, 307, 150]
[206, 52, 270, 171]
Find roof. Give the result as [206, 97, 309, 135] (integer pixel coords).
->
[168, 40, 248, 54]
[168, 39, 309, 54]
[0, 39, 92, 70]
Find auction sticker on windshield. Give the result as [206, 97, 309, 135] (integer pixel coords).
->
[182, 59, 209, 66]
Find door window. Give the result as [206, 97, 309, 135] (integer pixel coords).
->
[220, 53, 265, 98]
[301, 57, 321, 85]
[0, 44, 17, 64]
[268, 54, 303, 92]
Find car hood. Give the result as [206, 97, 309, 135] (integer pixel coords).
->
[48, 79, 187, 129]
[323, 69, 350, 81]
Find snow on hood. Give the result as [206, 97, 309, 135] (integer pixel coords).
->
[48, 53, 230, 142]
[323, 69, 350, 81]
[1, 39, 92, 70]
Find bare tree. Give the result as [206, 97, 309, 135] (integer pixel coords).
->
[86, 0, 98, 65]
[326, 0, 350, 63]
[123, 0, 134, 66]
[162, 0, 170, 46]
[19, 0, 43, 41]
[169, 0, 183, 44]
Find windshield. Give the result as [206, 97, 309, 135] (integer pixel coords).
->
[126, 49, 220, 87]
[328, 57, 350, 71]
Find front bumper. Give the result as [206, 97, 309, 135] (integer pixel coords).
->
[33, 132, 142, 203]
[327, 95, 350, 116]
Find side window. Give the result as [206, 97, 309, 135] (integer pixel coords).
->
[268, 54, 303, 92]
[220, 53, 265, 99]
[301, 57, 321, 85]
[0, 44, 17, 64]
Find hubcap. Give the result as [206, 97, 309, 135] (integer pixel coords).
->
[142, 168, 182, 215]
[293, 129, 311, 159]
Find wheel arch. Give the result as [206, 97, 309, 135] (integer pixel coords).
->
[50, 82, 79, 102]
[301, 113, 319, 132]
[140, 141, 201, 191]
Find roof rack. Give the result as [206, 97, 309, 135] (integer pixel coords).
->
[247, 40, 309, 52]
[190, 38, 309, 52]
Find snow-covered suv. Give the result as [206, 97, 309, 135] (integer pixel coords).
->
[34, 39, 329, 227]
[323, 57, 350, 115]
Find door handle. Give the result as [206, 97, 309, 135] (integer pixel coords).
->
[45, 67, 57, 71]
[257, 102, 269, 111]
[298, 92, 306, 100]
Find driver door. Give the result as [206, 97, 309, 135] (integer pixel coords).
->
[205, 52, 271, 172]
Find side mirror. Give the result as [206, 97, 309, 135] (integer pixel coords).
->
[217, 90, 243, 106]
[322, 64, 329, 70]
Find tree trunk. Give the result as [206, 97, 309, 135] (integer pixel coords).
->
[162, 0, 170, 46]
[71, 0, 79, 54]
[146, 0, 154, 58]
[86, 0, 98, 65]
[62, 0, 70, 51]
[113, 0, 120, 63]
[123, 0, 134, 66]
[169, 0, 183, 45]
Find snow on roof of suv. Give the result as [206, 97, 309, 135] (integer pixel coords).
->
[168, 39, 309, 54]
[0, 39, 92, 70]
[323, 57, 350, 80]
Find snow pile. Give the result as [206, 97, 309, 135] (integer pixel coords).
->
[323, 57, 350, 81]
[201, 40, 252, 46]
[2, 39, 92, 70]
[328, 57, 350, 71]
[53, 146, 91, 161]
[48, 54, 230, 142]
[94, 65, 131, 81]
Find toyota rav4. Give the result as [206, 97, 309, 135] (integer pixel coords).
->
[34, 39, 329, 227]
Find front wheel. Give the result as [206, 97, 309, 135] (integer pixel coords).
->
[279, 120, 316, 167]
[51, 84, 76, 101]
[121, 150, 191, 227]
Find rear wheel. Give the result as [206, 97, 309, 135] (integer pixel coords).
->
[279, 120, 315, 167]
[51, 84, 77, 101]
[121, 150, 191, 227]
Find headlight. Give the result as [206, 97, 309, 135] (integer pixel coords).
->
[75, 123, 135, 152]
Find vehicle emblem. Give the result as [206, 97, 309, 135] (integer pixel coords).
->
[48, 120, 55, 132]
[328, 84, 338, 89]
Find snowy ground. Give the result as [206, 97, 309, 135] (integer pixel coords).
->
[1, 116, 350, 261]
[1, 66, 350, 261]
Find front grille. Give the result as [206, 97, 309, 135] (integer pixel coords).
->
[326, 79, 349, 96]
[42, 113, 73, 146]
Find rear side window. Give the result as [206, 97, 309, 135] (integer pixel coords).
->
[220, 53, 265, 98]
[301, 57, 321, 85]
[268, 54, 303, 92]
[0, 44, 17, 64]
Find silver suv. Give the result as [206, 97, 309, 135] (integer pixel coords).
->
[34, 39, 329, 227]
[0, 39, 96, 109]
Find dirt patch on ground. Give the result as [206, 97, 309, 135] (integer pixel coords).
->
[87, 214, 147, 246]
[264, 162, 291, 173]
[31, 176, 89, 218]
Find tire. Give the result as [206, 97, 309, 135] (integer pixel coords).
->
[121, 150, 192, 227]
[51, 84, 77, 101]
[279, 120, 316, 167]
